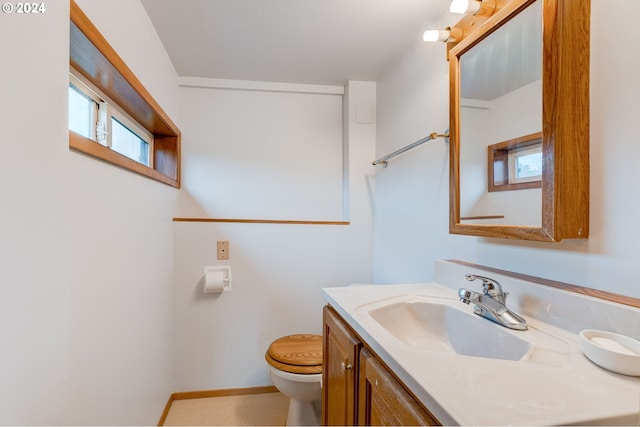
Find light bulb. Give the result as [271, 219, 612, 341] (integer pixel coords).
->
[450, 0, 482, 15]
[423, 27, 462, 43]
[423, 29, 450, 42]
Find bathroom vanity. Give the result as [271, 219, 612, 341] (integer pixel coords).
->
[322, 260, 640, 425]
[322, 305, 439, 425]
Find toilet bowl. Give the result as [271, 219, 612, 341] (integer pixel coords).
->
[265, 334, 323, 426]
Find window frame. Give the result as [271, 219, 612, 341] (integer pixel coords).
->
[68, 75, 100, 140]
[109, 114, 152, 166]
[508, 143, 542, 184]
[487, 132, 543, 192]
[69, 70, 154, 167]
[69, 0, 181, 187]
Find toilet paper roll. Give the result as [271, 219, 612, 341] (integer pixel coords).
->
[204, 269, 226, 293]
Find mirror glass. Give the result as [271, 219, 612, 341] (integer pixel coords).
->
[458, 0, 542, 226]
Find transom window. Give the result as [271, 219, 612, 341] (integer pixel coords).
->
[70, 0, 181, 187]
[488, 132, 543, 192]
[69, 72, 152, 167]
[509, 143, 542, 184]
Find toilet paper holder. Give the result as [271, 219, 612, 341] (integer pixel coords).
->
[203, 266, 232, 293]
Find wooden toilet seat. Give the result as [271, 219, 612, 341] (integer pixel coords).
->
[265, 334, 322, 374]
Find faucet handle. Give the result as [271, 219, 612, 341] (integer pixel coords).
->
[464, 274, 504, 297]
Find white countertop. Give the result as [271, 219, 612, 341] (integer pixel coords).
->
[323, 282, 640, 425]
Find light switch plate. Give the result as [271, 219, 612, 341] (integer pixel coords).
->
[217, 240, 229, 260]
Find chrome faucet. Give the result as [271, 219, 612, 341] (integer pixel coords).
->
[458, 274, 528, 330]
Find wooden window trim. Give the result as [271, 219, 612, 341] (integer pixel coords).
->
[69, 0, 181, 188]
[487, 131, 542, 192]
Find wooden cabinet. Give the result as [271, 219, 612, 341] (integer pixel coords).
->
[323, 305, 440, 426]
[323, 305, 362, 425]
[358, 348, 439, 426]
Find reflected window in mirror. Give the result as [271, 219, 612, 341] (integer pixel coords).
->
[488, 132, 542, 192]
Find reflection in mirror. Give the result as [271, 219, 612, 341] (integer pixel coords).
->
[449, 0, 589, 241]
[488, 131, 542, 192]
[458, 0, 542, 226]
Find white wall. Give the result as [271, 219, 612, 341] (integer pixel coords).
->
[173, 81, 375, 391]
[374, 0, 640, 299]
[177, 80, 344, 220]
[460, 79, 542, 225]
[0, 1, 180, 424]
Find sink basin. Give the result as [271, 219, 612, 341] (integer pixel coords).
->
[366, 297, 529, 360]
[358, 294, 569, 365]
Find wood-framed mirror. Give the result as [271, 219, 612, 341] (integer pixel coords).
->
[449, 0, 590, 241]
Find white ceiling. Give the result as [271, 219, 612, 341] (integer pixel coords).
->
[460, 0, 541, 101]
[140, 0, 452, 86]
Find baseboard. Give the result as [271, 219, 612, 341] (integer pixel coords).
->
[157, 394, 174, 426]
[157, 386, 279, 426]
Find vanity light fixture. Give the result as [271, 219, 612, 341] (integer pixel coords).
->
[450, 0, 496, 16]
[423, 26, 463, 43]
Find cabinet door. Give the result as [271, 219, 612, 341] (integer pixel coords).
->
[323, 305, 362, 426]
[358, 348, 440, 426]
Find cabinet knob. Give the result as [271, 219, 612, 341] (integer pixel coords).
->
[341, 361, 353, 373]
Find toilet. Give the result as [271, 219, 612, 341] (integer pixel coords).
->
[265, 334, 323, 426]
